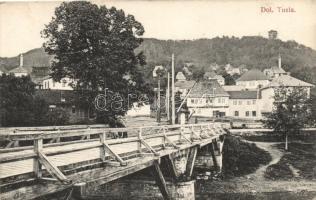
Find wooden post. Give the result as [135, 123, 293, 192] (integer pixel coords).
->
[186, 147, 197, 179]
[152, 160, 171, 200]
[210, 142, 218, 170]
[171, 54, 175, 125]
[100, 132, 106, 161]
[138, 128, 142, 153]
[73, 182, 87, 199]
[34, 139, 43, 178]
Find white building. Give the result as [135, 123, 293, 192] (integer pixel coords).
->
[187, 80, 229, 117]
[236, 69, 270, 89]
[263, 55, 288, 79]
[260, 74, 314, 114]
[227, 90, 262, 119]
[204, 71, 225, 85]
[8, 54, 29, 77]
[42, 76, 75, 90]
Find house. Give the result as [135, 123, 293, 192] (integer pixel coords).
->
[204, 71, 225, 85]
[8, 54, 29, 77]
[187, 80, 229, 117]
[236, 69, 270, 89]
[0, 66, 8, 76]
[260, 74, 314, 114]
[176, 71, 186, 81]
[227, 90, 262, 119]
[35, 90, 89, 123]
[175, 80, 195, 98]
[263, 55, 288, 79]
[225, 64, 241, 75]
[42, 76, 74, 90]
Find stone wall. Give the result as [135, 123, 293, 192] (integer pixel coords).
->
[86, 179, 195, 200]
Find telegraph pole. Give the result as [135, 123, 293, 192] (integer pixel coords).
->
[171, 54, 175, 124]
[157, 75, 161, 123]
[166, 72, 170, 121]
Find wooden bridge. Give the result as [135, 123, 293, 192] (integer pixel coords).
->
[0, 123, 228, 200]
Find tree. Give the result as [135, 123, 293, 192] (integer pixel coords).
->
[42, 2, 150, 125]
[0, 74, 48, 127]
[263, 87, 312, 150]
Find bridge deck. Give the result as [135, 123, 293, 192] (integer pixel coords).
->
[0, 123, 227, 200]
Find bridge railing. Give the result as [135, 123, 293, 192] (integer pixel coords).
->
[0, 123, 226, 183]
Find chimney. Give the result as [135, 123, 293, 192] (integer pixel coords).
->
[19, 54, 23, 67]
[278, 54, 281, 69]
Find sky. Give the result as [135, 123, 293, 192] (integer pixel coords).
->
[0, 0, 316, 57]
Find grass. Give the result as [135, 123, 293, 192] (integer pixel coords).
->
[264, 158, 294, 180]
[265, 142, 316, 180]
[222, 135, 272, 179]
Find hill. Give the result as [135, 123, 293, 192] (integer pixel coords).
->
[1, 36, 316, 84]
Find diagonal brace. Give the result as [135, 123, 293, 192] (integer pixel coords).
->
[38, 151, 69, 183]
[140, 139, 160, 156]
[102, 142, 127, 166]
[164, 135, 180, 149]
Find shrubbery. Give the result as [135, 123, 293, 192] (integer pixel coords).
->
[222, 135, 271, 179]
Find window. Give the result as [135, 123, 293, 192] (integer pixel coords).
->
[252, 111, 256, 117]
[234, 111, 239, 116]
[247, 100, 251, 105]
[191, 99, 194, 104]
[206, 100, 209, 104]
[238, 100, 242, 105]
[246, 111, 249, 117]
[233, 100, 237, 105]
[252, 100, 256, 104]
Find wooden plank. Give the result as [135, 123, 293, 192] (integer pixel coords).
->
[34, 139, 43, 178]
[38, 151, 68, 183]
[210, 142, 218, 170]
[152, 160, 170, 200]
[140, 139, 160, 156]
[166, 154, 179, 179]
[185, 147, 197, 178]
[102, 142, 127, 166]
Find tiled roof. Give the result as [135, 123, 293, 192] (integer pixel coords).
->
[204, 71, 216, 79]
[9, 66, 28, 74]
[188, 80, 229, 97]
[176, 72, 186, 80]
[35, 90, 77, 105]
[175, 80, 195, 89]
[227, 91, 258, 99]
[222, 85, 246, 91]
[237, 69, 268, 81]
[266, 75, 314, 87]
[271, 66, 286, 74]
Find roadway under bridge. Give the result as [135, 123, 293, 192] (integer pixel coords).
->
[0, 123, 228, 200]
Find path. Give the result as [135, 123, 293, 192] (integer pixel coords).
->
[202, 140, 316, 194]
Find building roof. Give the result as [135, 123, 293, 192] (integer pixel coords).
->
[0, 66, 8, 73]
[176, 72, 186, 80]
[266, 75, 314, 88]
[227, 91, 258, 99]
[175, 80, 196, 89]
[222, 85, 246, 91]
[9, 66, 28, 74]
[35, 90, 77, 105]
[188, 80, 229, 98]
[204, 71, 216, 79]
[270, 66, 286, 74]
[236, 69, 268, 81]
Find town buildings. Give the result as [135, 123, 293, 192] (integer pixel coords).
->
[177, 61, 314, 120]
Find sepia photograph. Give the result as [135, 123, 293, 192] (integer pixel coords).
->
[0, 0, 316, 199]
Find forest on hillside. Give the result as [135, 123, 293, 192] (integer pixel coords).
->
[1, 36, 316, 86]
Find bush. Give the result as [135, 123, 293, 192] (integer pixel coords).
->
[222, 135, 272, 179]
[264, 159, 294, 180]
[46, 108, 69, 126]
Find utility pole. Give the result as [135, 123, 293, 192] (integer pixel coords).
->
[157, 75, 161, 123]
[166, 72, 170, 121]
[171, 54, 175, 125]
